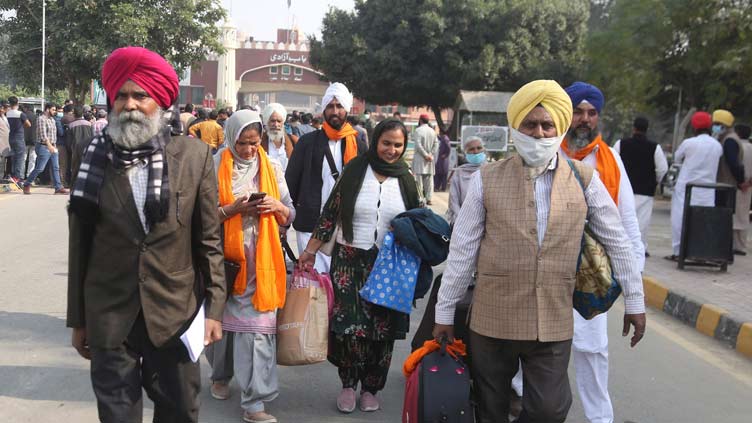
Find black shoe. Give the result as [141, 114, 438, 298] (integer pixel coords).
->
[645, 251, 650, 258]
[664, 254, 678, 262]
[733, 249, 747, 256]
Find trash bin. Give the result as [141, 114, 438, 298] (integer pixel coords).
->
[678, 182, 736, 271]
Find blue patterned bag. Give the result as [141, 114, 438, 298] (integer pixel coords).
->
[359, 231, 421, 314]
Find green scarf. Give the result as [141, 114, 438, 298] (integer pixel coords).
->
[338, 139, 420, 244]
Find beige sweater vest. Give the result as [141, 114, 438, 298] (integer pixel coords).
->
[470, 154, 592, 342]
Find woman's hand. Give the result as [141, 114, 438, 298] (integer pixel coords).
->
[299, 250, 316, 270]
[257, 196, 284, 215]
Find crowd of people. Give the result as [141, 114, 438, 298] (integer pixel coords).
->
[42, 43, 747, 423]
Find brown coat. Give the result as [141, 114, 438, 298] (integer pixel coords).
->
[470, 154, 592, 342]
[67, 136, 226, 349]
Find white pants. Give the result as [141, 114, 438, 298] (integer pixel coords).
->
[24, 145, 36, 178]
[573, 311, 612, 423]
[296, 231, 331, 274]
[234, 333, 279, 413]
[634, 195, 653, 252]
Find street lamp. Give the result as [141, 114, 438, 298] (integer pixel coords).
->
[41, 0, 46, 111]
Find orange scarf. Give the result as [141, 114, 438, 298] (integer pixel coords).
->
[562, 134, 621, 204]
[323, 121, 358, 164]
[218, 148, 287, 312]
[403, 339, 467, 377]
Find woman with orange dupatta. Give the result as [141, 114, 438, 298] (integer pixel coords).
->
[209, 110, 294, 423]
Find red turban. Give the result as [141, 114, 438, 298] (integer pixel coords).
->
[691, 111, 712, 130]
[101, 47, 179, 109]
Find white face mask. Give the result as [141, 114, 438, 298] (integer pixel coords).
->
[511, 128, 564, 167]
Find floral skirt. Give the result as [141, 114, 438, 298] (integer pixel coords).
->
[328, 242, 409, 341]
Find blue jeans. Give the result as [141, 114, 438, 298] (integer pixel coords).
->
[25, 144, 62, 190]
[10, 137, 25, 179]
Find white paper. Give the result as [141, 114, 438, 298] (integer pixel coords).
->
[180, 302, 206, 363]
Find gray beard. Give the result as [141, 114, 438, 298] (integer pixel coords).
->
[108, 108, 164, 150]
[267, 130, 285, 146]
[567, 126, 597, 150]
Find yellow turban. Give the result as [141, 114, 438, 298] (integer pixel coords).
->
[507, 80, 573, 136]
[712, 109, 734, 127]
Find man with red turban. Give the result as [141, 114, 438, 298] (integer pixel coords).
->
[667, 111, 723, 260]
[67, 46, 226, 422]
[560, 81, 644, 423]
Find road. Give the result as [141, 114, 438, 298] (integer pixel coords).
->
[1, 189, 752, 422]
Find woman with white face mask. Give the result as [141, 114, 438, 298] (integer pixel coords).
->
[446, 136, 487, 224]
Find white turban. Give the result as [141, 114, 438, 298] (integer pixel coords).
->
[262, 103, 287, 125]
[321, 82, 353, 112]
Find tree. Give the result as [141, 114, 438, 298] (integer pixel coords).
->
[0, 0, 227, 103]
[310, 0, 590, 131]
[585, 0, 752, 141]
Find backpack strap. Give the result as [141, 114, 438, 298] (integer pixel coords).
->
[565, 158, 594, 197]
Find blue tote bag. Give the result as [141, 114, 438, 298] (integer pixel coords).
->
[359, 231, 421, 314]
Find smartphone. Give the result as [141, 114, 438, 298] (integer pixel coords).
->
[247, 192, 267, 202]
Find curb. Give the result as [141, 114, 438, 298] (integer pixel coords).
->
[642, 276, 752, 359]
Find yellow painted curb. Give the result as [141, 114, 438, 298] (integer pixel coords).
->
[737, 323, 752, 358]
[642, 276, 668, 310]
[695, 304, 727, 337]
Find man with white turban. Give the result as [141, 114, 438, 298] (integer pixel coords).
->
[433, 80, 645, 423]
[261, 103, 294, 170]
[285, 82, 367, 272]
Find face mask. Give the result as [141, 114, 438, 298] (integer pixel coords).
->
[712, 124, 723, 136]
[511, 128, 564, 167]
[364, 114, 370, 120]
[56, 112, 63, 117]
[465, 152, 486, 165]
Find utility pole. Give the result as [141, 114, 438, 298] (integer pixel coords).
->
[41, 0, 46, 110]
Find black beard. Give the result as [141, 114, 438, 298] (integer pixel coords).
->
[325, 113, 345, 130]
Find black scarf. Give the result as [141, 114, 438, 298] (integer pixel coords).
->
[338, 135, 420, 243]
[70, 127, 171, 229]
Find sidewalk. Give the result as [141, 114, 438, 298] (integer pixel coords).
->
[641, 199, 752, 357]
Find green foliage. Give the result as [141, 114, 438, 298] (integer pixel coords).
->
[586, 0, 752, 130]
[0, 0, 226, 103]
[310, 0, 590, 129]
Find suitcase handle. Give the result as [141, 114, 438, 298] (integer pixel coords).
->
[438, 335, 449, 356]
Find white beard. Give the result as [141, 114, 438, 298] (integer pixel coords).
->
[267, 129, 285, 146]
[108, 108, 164, 149]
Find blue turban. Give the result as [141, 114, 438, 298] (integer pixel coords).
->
[565, 81, 604, 114]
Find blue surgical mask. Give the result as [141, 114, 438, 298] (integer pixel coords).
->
[712, 124, 723, 136]
[56, 112, 63, 117]
[465, 152, 486, 165]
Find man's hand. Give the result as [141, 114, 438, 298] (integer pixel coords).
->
[204, 318, 223, 346]
[432, 323, 455, 343]
[71, 327, 91, 360]
[623, 313, 646, 347]
[426, 154, 434, 162]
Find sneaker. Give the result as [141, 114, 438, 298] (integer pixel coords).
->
[336, 388, 356, 413]
[359, 391, 380, 412]
[23, 184, 31, 195]
[210, 381, 230, 400]
[9, 176, 23, 189]
[242, 411, 277, 423]
[54, 187, 70, 195]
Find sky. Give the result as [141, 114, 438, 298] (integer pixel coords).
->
[221, 0, 355, 41]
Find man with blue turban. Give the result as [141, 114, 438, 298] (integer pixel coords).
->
[561, 81, 645, 423]
[433, 80, 645, 423]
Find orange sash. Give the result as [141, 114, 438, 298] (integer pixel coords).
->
[323, 121, 358, 164]
[403, 339, 467, 377]
[218, 148, 286, 312]
[562, 134, 621, 204]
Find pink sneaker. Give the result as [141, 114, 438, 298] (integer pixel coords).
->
[336, 388, 356, 413]
[359, 391, 380, 412]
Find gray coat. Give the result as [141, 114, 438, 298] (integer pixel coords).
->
[411, 124, 438, 175]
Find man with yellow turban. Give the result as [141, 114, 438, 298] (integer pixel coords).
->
[66, 47, 226, 422]
[713, 110, 746, 237]
[560, 81, 644, 423]
[433, 80, 645, 423]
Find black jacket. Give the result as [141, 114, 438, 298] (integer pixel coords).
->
[391, 208, 451, 300]
[285, 128, 368, 232]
